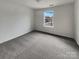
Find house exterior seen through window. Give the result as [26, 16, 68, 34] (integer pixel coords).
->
[44, 10, 55, 27]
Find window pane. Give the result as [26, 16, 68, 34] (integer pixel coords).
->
[44, 10, 55, 27]
[44, 11, 54, 17]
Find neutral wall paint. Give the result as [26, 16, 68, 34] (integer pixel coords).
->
[34, 3, 74, 38]
[75, 0, 79, 45]
[0, 0, 34, 43]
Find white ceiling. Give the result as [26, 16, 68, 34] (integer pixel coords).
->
[6, 0, 74, 9]
[26, 0, 74, 9]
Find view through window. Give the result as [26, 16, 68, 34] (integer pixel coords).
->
[44, 10, 55, 27]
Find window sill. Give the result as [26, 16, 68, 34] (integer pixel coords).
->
[43, 26, 54, 28]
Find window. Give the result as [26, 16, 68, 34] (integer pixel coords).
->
[43, 10, 55, 27]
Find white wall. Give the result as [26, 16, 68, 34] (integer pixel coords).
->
[75, 0, 79, 45]
[0, 0, 34, 43]
[34, 3, 74, 38]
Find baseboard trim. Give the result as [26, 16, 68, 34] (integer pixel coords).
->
[33, 30, 74, 40]
[1, 30, 34, 44]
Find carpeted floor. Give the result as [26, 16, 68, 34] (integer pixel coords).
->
[0, 31, 79, 59]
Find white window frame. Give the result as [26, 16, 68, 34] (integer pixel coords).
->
[43, 10, 55, 28]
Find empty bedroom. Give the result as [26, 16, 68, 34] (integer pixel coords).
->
[0, 0, 79, 59]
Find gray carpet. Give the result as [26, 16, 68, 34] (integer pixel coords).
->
[0, 32, 79, 59]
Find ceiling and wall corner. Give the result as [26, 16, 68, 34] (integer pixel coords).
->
[26, 0, 74, 9]
[4, 0, 74, 9]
